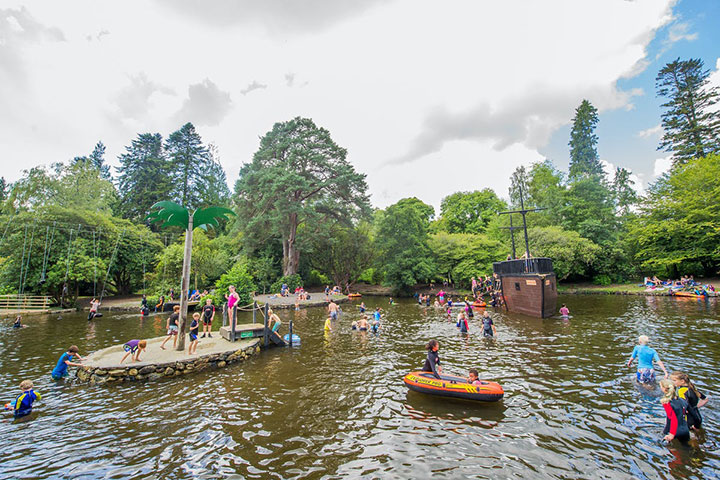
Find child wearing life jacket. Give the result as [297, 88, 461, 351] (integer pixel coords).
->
[5, 380, 41, 418]
[671, 371, 709, 430]
[659, 379, 690, 444]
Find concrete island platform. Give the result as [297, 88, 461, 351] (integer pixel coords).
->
[76, 335, 261, 384]
[254, 292, 350, 309]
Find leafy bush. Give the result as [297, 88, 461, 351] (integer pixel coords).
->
[270, 274, 303, 294]
[306, 269, 330, 287]
[211, 263, 256, 308]
[592, 274, 612, 286]
[358, 267, 384, 284]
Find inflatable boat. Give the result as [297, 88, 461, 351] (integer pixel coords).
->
[348, 293, 362, 298]
[403, 371, 504, 402]
[472, 301, 487, 307]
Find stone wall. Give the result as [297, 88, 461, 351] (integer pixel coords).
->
[76, 343, 261, 385]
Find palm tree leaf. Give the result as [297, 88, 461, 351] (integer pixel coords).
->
[193, 206, 235, 230]
[146, 201, 190, 229]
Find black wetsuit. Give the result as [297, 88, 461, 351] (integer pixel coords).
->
[422, 350, 441, 379]
[663, 398, 690, 443]
[679, 386, 706, 429]
[482, 317, 494, 337]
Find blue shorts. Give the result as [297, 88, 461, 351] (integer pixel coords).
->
[123, 344, 137, 353]
[637, 368, 655, 383]
[189, 333, 198, 342]
[330, 311, 338, 320]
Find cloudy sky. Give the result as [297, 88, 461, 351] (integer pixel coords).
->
[1, 0, 718, 210]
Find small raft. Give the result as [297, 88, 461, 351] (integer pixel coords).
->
[472, 301, 487, 307]
[403, 371, 504, 402]
[348, 293, 362, 298]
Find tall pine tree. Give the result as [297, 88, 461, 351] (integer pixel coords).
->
[72, 141, 111, 180]
[164, 123, 212, 209]
[656, 58, 720, 165]
[116, 133, 175, 222]
[568, 100, 604, 180]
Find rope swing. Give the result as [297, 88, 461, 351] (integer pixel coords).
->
[99, 228, 125, 303]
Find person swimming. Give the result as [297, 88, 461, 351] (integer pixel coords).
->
[359, 302, 366, 313]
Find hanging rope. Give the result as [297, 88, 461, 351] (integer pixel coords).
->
[63, 228, 75, 284]
[92, 230, 97, 298]
[40, 222, 56, 284]
[19, 224, 36, 295]
[142, 242, 147, 294]
[18, 224, 29, 295]
[99, 228, 125, 302]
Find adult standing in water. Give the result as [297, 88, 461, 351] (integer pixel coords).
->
[226, 285, 240, 328]
[627, 335, 668, 384]
[481, 311, 497, 337]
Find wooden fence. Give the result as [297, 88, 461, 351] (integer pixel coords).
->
[0, 294, 53, 312]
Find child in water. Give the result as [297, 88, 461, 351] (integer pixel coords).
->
[51, 345, 84, 380]
[422, 339, 442, 379]
[5, 380, 41, 418]
[324, 316, 333, 332]
[481, 311, 496, 337]
[659, 379, 690, 444]
[120, 339, 147, 363]
[467, 369, 482, 386]
[457, 312, 469, 333]
[627, 335, 668, 384]
[559, 304, 570, 316]
[671, 371, 709, 430]
[13, 315, 24, 328]
[359, 302, 366, 313]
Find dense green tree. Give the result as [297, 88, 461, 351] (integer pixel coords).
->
[528, 226, 601, 280]
[375, 198, 434, 293]
[508, 165, 529, 208]
[210, 261, 256, 307]
[235, 117, 371, 276]
[116, 133, 175, 223]
[165, 122, 220, 209]
[612, 167, 637, 217]
[526, 160, 565, 221]
[0, 207, 160, 302]
[656, 58, 720, 165]
[7, 162, 115, 213]
[627, 153, 720, 277]
[568, 100, 604, 180]
[309, 223, 374, 292]
[559, 177, 616, 244]
[428, 232, 503, 288]
[435, 189, 506, 234]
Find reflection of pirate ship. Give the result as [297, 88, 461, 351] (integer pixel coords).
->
[494, 187, 557, 318]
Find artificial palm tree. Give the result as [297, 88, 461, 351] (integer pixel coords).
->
[147, 201, 235, 350]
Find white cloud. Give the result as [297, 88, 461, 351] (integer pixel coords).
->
[666, 21, 698, 44]
[0, 0, 677, 211]
[636, 124, 663, 138]
[654, 156, 673, 177]
[240, 81, 267, 96]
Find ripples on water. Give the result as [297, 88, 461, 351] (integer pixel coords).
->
[0, 295, 717, 479]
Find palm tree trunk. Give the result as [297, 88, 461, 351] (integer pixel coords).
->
[176, 215, 193, 351]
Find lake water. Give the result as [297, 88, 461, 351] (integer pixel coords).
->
[0, 295, 718, 479]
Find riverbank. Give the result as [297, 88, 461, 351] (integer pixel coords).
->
[559, 278, 720, 296]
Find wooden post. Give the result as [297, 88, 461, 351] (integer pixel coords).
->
[263, 303, 269, 347]
[252, 301, 257, 326]
[289, 319, 293, 347]
[222, 303, 228, 327]
[176, 215, 193, 351]
[231, 303, 237, 341]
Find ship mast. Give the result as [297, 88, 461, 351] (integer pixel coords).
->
[498, 184, 544, 259]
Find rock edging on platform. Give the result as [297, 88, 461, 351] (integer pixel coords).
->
[76, 339, 261, 384]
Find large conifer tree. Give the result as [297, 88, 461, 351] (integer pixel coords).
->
[116, 133, 174, 222]
[568, 100, 604, 180]
[165, 122, 212, 209]
[656, 57, 720, 165]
